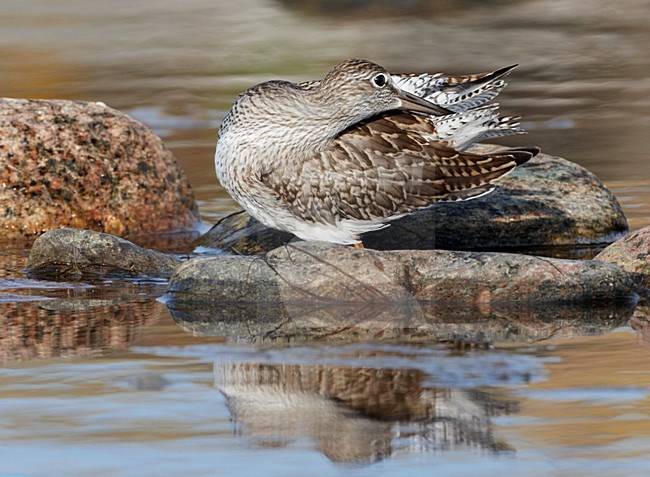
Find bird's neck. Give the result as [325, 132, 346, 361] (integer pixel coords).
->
[230, 97, 356, 156]
[219, 81, 376, 167]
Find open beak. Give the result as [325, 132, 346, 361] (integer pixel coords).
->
[395, 87, 452, 116]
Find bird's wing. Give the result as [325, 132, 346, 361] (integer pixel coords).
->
[260, 112, 538, 225]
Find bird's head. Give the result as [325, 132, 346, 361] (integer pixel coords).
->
[318, 59, 451, 122]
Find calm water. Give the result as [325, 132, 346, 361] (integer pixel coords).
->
[1, 0, 649, 476]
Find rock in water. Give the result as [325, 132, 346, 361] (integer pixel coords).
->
[0, 98, 200, 239]
[193, 211, 293, 255]
[165, 241, 636, 342]
[197, 146, 628, 253]
[596, 225, 650, 291]
[27, 228, 181, 279]
[166, 241, 634, 305]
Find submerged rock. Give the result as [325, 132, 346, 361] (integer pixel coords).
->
[27, 228, 181, 279]
[197, 147, 628, 254]
[0, 98, 200, 239]
[596, 225, 650, 292]
[166, 241, 634, 307]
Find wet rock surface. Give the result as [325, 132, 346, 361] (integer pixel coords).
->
[166, 241, 634, 306]
[197, 146, 628, 254]
[596, 225, 650, 292]
[0, 98, 199, 239]
[22, 228, 639, 343]
[27, 228, 182, 279]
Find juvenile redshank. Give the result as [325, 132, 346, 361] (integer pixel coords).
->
[215, 59, 539, 246]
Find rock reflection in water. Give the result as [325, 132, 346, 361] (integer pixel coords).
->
[215, 361, 517, 464]
[630, 305, 650, 345]
[0, 299, 164, 363]
[168, 298, 635, 344]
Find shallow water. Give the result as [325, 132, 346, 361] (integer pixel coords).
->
[1, 0, 649, 476]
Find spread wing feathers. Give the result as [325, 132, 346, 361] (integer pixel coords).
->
[392, 64, 517, 113]
[260, 116, 538, 226]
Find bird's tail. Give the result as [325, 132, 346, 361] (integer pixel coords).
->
[392, 64, 517, 113]
[422, 103, 525, 150]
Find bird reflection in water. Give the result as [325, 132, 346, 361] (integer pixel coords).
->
[215, 360, 518, 464]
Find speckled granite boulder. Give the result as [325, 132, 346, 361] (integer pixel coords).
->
[596, 226, 650, 291]
[197, 146, 628, 254]
[0, 98, 199, 239]
[27, 228, 181, 279]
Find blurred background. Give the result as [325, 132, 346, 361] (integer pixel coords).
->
[1, 0, 648, 228]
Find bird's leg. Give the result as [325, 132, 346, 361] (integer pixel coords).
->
[354, 241, 365, 249]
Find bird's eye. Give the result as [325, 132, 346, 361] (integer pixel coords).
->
[372, 74, 387, 88]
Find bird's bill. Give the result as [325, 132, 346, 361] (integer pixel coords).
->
[396, 88, 452, 116]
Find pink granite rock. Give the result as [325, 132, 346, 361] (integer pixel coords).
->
[0, 98, 199, 239]
[596, 225, 650, 290]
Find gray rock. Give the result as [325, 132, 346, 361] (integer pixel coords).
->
[168, 241, 634, 305]
[193, 211, 293, 255]
[167, 253, 279, 301]
[27, 228, 182, 279]
[196, 147, 628, 254]
[167, 237, 636, 344]
[0, 98, 200, 239]
[596, 225, 650, 292]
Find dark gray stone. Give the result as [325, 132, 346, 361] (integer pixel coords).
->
[27, 228, 182, 279]
[167, 254, 279, 302]
[193, 212, 293, 256]
[166, 239, 637, 344]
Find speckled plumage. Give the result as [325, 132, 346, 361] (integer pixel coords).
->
[215, 59, 539, 245]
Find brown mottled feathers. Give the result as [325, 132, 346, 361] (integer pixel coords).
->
[260, 111, 539, 226]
